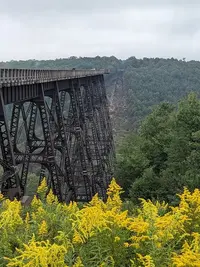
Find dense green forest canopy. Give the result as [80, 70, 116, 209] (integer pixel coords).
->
[117, 93, 200, 204]
[2, 56, 200, 136]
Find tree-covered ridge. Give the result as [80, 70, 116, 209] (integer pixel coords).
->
[117, 93, 200, 204]
[2, 56, 200, 134]
[0, 56, 122, 70]
[124, 58, 200, 126]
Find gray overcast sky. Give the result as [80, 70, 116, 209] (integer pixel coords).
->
[0, 0, 200, 61]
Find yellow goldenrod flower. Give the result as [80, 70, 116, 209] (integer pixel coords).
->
[124, 242, 129, 248]
[5, 236, 67, 267]
[31, 195, 42, 209]
[38, 220, 48, 236]
[72, 257, 84, 267]
[0, 199, 23, 230]
[172, 232, 200, 266]
[137, 254, 155, 267]
[3, 180, 200, 267]
[46, 189, 58, 205]
[25, 212, 30, 230]
[114, 236, 120, 242]
[37, 178, 48, 200]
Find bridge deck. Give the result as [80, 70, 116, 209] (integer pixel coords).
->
[0, 68, 109, 87]
[0, 68, 109, 105]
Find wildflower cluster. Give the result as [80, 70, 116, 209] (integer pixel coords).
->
[1, 180, 200, 266]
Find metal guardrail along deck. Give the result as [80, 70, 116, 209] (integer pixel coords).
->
[0, 68, 110, 87]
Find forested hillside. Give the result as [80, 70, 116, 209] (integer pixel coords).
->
[117, 93, 200, 204]
[2, 56, 200, 137]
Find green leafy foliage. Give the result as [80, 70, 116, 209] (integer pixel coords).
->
[116, 93, 200, 204]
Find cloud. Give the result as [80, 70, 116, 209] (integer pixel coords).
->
[1, 0, 199, 14]
[0, 0, 200, 61]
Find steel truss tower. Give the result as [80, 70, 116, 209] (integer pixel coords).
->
[0, 69, 114, 202]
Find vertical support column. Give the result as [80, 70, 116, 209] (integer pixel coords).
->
[41, 90, 58, 189]
[65, 103, 73, 141]
[20, 102, 37, 193]
[99, 75, 115, 154]
[84, 79, 107, 199]
[60, 90, 66, 112]
[91, 75, 115, 187]
[75, 81, 97, 195]
[92, 80, 106, 152]
[69, 79, 92, 201]
[0, 89, 21, 198]
[55, 82, 75, 201]
[10, 104, 21, 149]
[36, 84, 62, 201]
[98, 75, 115, 179]
[49, 90, 57, 140]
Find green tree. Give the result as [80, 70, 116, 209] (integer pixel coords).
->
[116, 134, 149, 197]
[117, 93, 200, 204]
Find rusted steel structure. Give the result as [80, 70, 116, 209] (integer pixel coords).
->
[0, 68, 114, 202]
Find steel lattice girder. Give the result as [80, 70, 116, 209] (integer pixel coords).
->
[0, 74, 115, 202]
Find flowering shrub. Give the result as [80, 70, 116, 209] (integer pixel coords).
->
[1, 179, 200, 266]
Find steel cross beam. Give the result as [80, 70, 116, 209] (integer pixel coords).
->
[0, 68, 114, 202]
